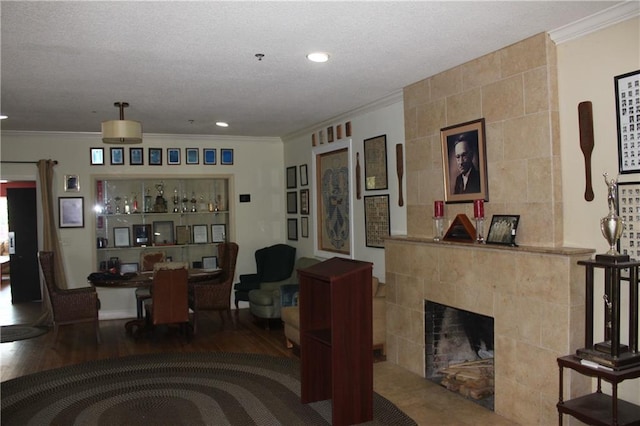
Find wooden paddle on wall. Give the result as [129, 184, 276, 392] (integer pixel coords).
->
[578, 101, 595, 202]
[396, 144, 404, 207]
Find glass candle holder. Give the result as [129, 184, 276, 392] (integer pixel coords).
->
[475, 218, 485, 243]
[433, 217, 444, 241]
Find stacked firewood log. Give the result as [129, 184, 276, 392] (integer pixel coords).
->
[439, 359, 494, 400]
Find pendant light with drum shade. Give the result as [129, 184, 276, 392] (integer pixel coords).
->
[102, 102, 142, 144]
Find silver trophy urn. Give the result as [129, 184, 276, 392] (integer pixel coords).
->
[599, 173, 626, 259]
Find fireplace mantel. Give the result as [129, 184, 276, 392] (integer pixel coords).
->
[384, 236, 595, 424]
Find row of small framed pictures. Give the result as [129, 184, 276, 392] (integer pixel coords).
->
[104, 222, 227, 248]
[90, 147, 234, 166]
[311, 121, 352, 146]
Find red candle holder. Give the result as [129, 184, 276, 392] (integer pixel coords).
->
[434, 200, 444, 218]
[473, 199, 484, 219]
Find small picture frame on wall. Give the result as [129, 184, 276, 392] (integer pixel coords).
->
[287, 218, 298, 241]
[287, 191, 297, 214]
[186, 148, 199, 165]
[364, 194, 390, 248]
[203, 148, 217, 165]
[327, 126, 334, 143]
[363, 134, 388, 191]
[64, 175, 80, 192]
[286, 166, 297, 189]
[211, 224, 226, 242]
[221, 149, 234, 165]
[616, 181, 640, 258]
[90, 148, 104, 165]
[110, 147, 124, 165]
[167, 148, 181, 165]
[192, 224, 208, 244]
[300, 164, 308, 186]
[149, 148, 162, 165]
[300, 189, 309, 215]
[301, 216, 309, 238]
[130, 147, 143, 165]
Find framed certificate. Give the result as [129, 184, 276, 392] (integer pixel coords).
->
[113, 227, 131, 247]
[192, 224, 208, 244]
[211, 224, 226, 243]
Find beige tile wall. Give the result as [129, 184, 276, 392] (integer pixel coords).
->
[404, 33, 562, 247]
[385, 237, 593, 424]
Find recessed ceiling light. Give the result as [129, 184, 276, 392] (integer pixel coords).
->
[0, 115, 8, 120]
[216, 122, 229, 128]
[307, 52, 329, 63]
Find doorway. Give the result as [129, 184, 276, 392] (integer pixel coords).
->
[0, 181, 41, 325]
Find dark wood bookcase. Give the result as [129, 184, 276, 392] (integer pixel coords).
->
[298, 257, 373, 426]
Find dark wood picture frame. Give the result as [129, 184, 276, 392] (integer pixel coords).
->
[153, 220, 174, 245]
[203, 148, 217, 165]
[486, 214, 520, 246]
[364, 194, 390, 248]
[287, 218, 298, 241]
[58, 196, 84, 228]
[287, 191, 298, 214]
[441, 118, 488, 203]
[110, 147, 124, 165]
[221, 148, 234, 165]
[132, 224, 152, 246]
[90, 147, 104, 165]
[286, 166, 297, 189]
[300, 189, 310, 215]
[363, 134, 388, 190]
[149, 148, 162, 165]
[129, 147, 143, 165]
[615, 69, 640, 174]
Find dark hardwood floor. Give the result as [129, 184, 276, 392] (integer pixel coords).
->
[0, 281, 296, 382]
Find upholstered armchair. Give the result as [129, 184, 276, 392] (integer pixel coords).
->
[233, 244, 295, 309]
[37, 251, 101, 346]
[189, 242, 239, 334]
[248, 256, 321, 326]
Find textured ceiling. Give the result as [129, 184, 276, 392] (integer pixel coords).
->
[0, 1, 625, 139]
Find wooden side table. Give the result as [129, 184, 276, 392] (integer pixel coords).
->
[557, 355, 640, 426]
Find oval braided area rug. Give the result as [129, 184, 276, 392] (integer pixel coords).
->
[0, 325, 48, 343]
[1, 352, 416, 425]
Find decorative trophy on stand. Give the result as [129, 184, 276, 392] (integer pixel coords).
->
[598, 172, 627, 261]
[154, 181, 168, 213]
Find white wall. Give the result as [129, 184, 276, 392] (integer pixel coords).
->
[558, 16, 640, 406]
[283, 95, 407, 280]
[1, 131, 286, 316]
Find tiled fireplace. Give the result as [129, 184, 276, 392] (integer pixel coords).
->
[385, 236, 594, 425]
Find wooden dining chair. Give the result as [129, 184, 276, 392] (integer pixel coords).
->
[135, 250, 166, 318]
[144, 262, 190, 339]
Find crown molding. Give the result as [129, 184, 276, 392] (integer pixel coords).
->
[282, 90, 403, 142]
[549, 1, 639, 44]
[0, 130, 282, 144]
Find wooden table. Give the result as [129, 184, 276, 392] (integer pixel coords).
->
[89, 268, 222, 288]
[89, 269, 223, 336]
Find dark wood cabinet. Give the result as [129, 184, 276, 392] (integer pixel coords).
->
[299, 257, 373, 426]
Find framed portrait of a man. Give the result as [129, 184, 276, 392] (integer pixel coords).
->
[440, 118, 488, 203]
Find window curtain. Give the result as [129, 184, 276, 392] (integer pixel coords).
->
[32, 159, 68, 326]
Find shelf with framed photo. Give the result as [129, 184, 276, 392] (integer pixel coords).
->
[93, 176, 233, 271]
